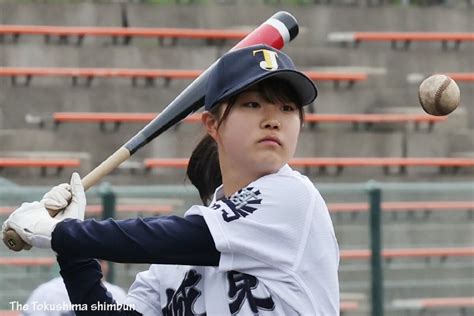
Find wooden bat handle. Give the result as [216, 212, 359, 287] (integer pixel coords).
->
[82, 147, 131, 190]
[3, 147, 131, 251]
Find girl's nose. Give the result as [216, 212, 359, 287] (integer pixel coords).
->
[261, 119, 281, 130]
[260, 104, 282, 130]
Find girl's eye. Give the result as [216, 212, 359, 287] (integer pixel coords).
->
[282, 104, 296, 112]
[243, 102, 260, 108]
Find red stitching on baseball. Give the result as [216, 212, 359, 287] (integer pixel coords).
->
[434, 76, 452, 114]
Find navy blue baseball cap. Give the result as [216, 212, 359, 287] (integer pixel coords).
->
[204, 44, 317, 111]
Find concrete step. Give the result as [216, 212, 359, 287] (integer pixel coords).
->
[342, 277, 474, 304]
[3, 168, 474, 187]
[2, 4, 472, 45]
[0, 84, 192, 128]
[339, 261, 474, 283]
[0, 126, 153, 167]
[298, 130, 405, 157]
[0, 43, 220, 69]
[7, 121, 471, 174]
[0, 2, 120, 27]
[335, 222, 474, 248]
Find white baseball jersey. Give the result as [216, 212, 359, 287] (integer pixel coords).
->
[22, 276, 127, 316]
[124, 164, 340, 315]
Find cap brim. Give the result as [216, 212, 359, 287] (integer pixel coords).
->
[217, 70, 318, 107]
[267, 70, 318, 106]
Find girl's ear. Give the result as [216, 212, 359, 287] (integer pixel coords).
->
[202, 111, 219, 141]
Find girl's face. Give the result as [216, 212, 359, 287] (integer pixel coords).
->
[205, 89, 302, 178]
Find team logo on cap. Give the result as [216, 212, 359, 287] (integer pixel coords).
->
[253, 49, 279, 71]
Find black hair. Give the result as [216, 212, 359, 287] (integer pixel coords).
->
[186, 78, 305, 205]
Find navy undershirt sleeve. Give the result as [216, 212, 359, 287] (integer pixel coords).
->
[52, 215, 220, 266]
[57, 256, 142, 315]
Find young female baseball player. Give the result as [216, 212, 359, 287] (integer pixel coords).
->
[3, 44, 340, 315]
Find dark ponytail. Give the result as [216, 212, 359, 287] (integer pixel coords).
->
[186, 134, 222, 206]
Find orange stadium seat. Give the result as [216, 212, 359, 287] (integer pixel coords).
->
[0, 67, 368, 88]
[408, 72, 474, 84]
[0, 204, 174, 216]
[438, 72, 474, 82]
[304, 113, 446, 130]
[2, 201, 469, 217]
[49, 112, 446, 132]
[144, 157, 474, 175]
[85, 204, 174, 215]
[340, 247, 474, 260]
[0, 311, 20, 316]
[50, 112, 202, 132]
[328, 201, 474, 213]
[328, 31, 474, 50]
[303, 71, 368, 88]
[0, 158, 80, 175]
[0, 67, 202, 87]
[328, 201, 474, 219]
[392, 297, 474, 312]
[2, 247, 471, 266]
[0, 24, 249, 45]
[0, 257, 56, 267]
[340, 301, 359, 313]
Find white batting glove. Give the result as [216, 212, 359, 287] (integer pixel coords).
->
[41, 172, 86, 221]
[2, 201, 60, 249]
[42, 183, 72, 212]
[1, 173, 86, 249]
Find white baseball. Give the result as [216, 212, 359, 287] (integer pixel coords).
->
[418, 74, 460, 116]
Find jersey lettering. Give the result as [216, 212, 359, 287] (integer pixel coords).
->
[162, 269, 274, 315]
[162, 269, 206, 316]
[227, 271, 275, 315]
[215, 187, 263, 222]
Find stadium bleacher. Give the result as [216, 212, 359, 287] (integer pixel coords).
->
[407, 72, 474, 85]
[36, 111, 447, 132]
[391, 296, 474, 314]
[328, 31, 474, 50]
[144, 157, 474, 175]
[0, 157, 80, 176]
[0, 66, 369, 88]
[0, 24, 250, 46]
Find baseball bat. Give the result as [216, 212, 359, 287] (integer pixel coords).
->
[3, 11, 299, 251]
